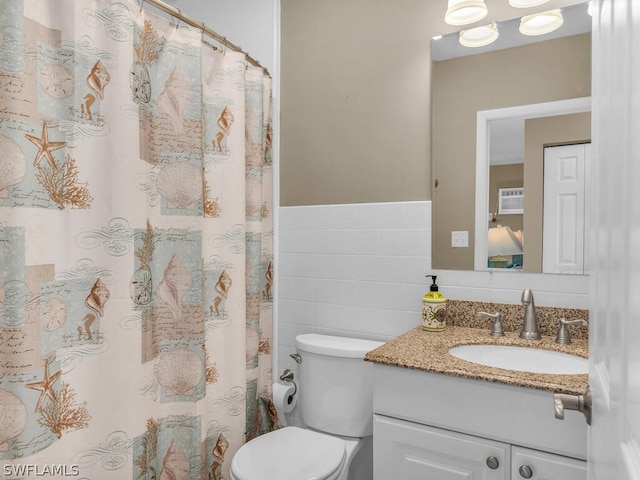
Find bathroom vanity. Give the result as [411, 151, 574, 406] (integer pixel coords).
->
[365, 326, 589, 480]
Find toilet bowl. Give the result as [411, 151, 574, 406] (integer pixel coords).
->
[229, 334, 383, 480]
[230, 426, 362, 480]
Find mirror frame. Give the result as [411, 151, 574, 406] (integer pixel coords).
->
[474, 96, 592, 271]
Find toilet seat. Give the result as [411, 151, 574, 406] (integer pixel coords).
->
[230, 426, 347, 480]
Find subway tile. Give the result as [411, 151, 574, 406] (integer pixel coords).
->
[357, 307, 417, 338]
[402, 283, 427, 312]
[333, 230, 357, 255]
[313, 278, 334, 304]
[377, 256, 405, 284]
[292, 324, 314, 342]
[333, 280, 356, 306]
[313, 302, 335, 329]
[292, 253, 314, 278]
[357, 230, 380, 255]
[276, 201, 592, 352]
[313, 205, 334, 230]
[529, 291, 560, 308]
[334, 204, 357, 229]
[403, 256, 432, 285]
[489, 287, 527, 305]
[292, 301, 314, 325]
[278, 252, 294, 277]
[404, 229, 430, 257]
[293, 230, 313, 254]
[334, 304, 360, 331]
[379, 203, 405, 229]
[404, 202, 431, 229]
[518, 272, 560, 293]
[278, 207, 296, 230]
[278, 276, 294, 301]
[439, 285, 483, 301]
[313, 230, 333, 254]
[356, 203, 380, 229]
[278, 322, 296, 347]
[557, 274, 590, 294]
[292, 277, 314, 302]
[278, 299, 295, 324]
[289, 206, 314, 230]
[379, 229, 405, 256]
[356, 256, 378, 281]
[334, 255, 357, 280]
[314, 254, 334, 279]
[279, 229, 295, 254]
[485, 270, 526, 291]
[558, 293, 590, 309]
[355, 282, 390, 309]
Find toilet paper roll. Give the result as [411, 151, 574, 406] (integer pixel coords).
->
[273, 382, 297, 421]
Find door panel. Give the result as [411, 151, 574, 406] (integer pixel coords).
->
[542, 144, 589, 274]
[589, 0, 640, 478]
[512, 446, 586, 480]
[374, 415, 509, 480]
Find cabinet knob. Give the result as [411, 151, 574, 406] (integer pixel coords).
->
[519, 465, 533, 478]
[485, 456, 500, 469]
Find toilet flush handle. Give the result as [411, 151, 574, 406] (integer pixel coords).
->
[290, 353, 301, 364]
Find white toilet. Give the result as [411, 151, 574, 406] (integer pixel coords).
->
[230, 333, 384, 480]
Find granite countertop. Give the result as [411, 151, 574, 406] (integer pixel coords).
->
[364, 326, 589, 396]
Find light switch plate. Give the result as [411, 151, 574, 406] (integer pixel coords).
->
[451, 231, 469, 248]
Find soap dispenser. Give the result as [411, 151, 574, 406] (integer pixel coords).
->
[422, 275, 447, 332]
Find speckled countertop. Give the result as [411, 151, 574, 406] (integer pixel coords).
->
[365, 321, 589, 396]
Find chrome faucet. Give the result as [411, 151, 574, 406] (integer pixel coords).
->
[520, 289, 541, 340]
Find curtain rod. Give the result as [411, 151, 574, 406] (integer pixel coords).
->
[140, 0, 270, 77]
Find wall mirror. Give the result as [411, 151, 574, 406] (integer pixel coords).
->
[431, 1, 591, 274]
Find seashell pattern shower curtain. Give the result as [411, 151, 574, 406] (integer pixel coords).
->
[0, 0, 276, 478]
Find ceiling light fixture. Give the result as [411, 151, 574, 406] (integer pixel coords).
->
[444, 0, 488, 26]
[519, 9, 564, 36]
[508, 0, 551, 8]
[459, 23, 499, 48]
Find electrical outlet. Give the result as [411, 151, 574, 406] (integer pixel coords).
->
[451, 231, 469, 248]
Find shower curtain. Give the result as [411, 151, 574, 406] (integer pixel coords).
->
[0, 0, 275, 478]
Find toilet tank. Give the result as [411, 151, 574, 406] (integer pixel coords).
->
[295, 334, 384, 438]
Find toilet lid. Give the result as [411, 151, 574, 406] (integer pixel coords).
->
[230, 427, 346, 480]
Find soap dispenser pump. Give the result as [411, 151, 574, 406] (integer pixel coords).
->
[422, 275, 447, 332]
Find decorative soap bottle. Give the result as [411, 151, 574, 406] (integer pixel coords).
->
[422, 275, 447, 331]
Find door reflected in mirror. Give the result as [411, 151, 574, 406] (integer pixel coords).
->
[474, 97, 591, 274]
[431, 1, 591, 274]
[478, 102, 591, 274]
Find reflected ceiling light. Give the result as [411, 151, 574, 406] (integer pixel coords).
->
[519, 9, 564, 36]
[444, 0, 488, 26]
[508, 0, 551, 8]
[459, 23, 499, 48]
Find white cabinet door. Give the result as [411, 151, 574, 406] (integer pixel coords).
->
[511, 446, 586, 480]
[374, 415, 510, 480]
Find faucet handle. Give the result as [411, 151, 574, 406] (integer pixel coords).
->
[477, 312, 505, 338]
[555, 318, 588, 345]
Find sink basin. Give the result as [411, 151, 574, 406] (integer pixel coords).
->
[448, 344, 588, 375]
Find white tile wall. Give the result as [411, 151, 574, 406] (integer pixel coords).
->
[276, 201, 590, 374]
